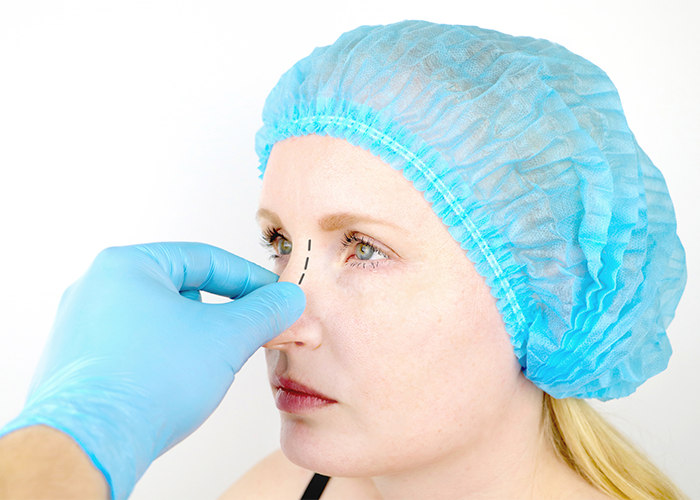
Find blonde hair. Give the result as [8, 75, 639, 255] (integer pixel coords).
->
[543, 394, 687, 500]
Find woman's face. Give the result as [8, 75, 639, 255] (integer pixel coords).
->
[258, 134, 537, 477]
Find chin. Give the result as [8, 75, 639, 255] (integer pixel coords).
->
[279, 417, 389, 477]
[280, 414, 406, 477]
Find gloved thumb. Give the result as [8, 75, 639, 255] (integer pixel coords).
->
[212, 281, 306, 371]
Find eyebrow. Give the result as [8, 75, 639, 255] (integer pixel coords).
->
[256, 208, 406, 233]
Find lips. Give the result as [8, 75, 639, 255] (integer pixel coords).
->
[272, 376, 337, 414]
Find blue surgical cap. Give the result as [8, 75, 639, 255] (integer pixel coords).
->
[255, 21, 687, 400]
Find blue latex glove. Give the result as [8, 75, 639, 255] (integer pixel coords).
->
[0, 242, 305, 500]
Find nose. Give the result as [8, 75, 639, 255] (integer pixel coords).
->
[263, 242, 322, 351]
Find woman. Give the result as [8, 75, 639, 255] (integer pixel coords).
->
[222, 21, 687, 499]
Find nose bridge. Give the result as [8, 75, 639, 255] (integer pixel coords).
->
[276, 237, 312, 285]
[264, 238, 321, 350]
[294, 238, 312, 286]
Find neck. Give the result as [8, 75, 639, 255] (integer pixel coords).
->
[369, 389, 592, 500]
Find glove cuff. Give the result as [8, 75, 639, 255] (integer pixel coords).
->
[0, 396, 152, 500]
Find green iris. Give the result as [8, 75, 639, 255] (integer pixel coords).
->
[356, 243, 375, 260]
[277, 238, 292, 255]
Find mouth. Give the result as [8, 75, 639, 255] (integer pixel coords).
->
[272, 376, 338, 414]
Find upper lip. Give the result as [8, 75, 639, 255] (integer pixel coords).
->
[272, 375, 337, 402]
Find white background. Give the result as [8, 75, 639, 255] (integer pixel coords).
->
[0, 1, 698, 498]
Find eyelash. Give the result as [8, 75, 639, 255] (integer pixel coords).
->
[260, 227, 389, 267]
[341, 231, 380, 252]
[260, 227, 284, 258]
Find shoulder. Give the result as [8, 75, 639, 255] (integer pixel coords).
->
[218, 449, 314, 500]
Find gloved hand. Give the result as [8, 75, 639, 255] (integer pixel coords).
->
[0, 242, 305, 500]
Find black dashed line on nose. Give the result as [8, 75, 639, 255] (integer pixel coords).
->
[299, 239, 311, 286]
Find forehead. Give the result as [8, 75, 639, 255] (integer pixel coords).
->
[259, 135, 432, 228]
[263, 135, 390, 194]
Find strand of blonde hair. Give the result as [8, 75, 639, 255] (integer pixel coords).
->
[543, 394, 687, 500]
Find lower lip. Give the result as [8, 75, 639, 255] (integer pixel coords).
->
[275, 388, 337, 413]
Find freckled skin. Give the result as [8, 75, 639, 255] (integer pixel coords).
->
[258, 135, 565, 497]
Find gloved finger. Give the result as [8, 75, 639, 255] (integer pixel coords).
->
[212, 281, 306, 367]
[180, 289, 202, 302]
[132, 242, 279, 299]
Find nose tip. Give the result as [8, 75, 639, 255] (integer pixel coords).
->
[263, 307, 321, 350]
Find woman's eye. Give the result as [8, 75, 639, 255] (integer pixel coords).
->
[276, 238, 292, 256]
[342, 232, 390, 266]
[355, 242, 385, 261]
[348, 236, 389, 263]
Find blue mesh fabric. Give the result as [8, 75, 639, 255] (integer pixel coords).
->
[255, 21, 687, 400]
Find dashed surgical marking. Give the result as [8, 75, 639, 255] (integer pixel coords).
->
[299, 239, 311, 285]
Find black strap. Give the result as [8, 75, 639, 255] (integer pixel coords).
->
[300, 473, 331, 500]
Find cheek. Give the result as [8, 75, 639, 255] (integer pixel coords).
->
[340, 264, 469, 354]
[331, 257, 518, 416]
[329, 270, 426, 359]
[327, 267, 475, 406]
